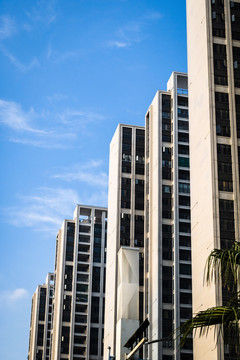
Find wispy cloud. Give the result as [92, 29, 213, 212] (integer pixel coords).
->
[108, 22, 142, 49]
[108, 41, 129, 48]
[51, 50, 82, 64]
[0, 98, 104, 148]
[0, 289, 29, 305]
[0, 45, 39, 71]
[144, 11, 162, 20]
[7, 187, 80, 233]
[0, 15, 40, 72]
[0, 15, 16, 40]
[0, 99, 45, 133]
[107, 11, 162, 49]
[53, 160, 108, 187]
[6, 183, 108, 233]
[25, 0, 57, 27]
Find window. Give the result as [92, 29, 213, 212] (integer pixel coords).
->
[91, 297, 99, 323]
[90, 328, 99, 355]
[92, 267, 101, 292]
[163, 185, 172, 193]
[178, 96, 188, 107]
[179, 183, 190, 194]
[213, 44, 228, 85]
[135, 216, 144, 247]
[180, 278, 192, 290]
[162, 266, 173, 304]
[178, 145, 189, 155]
[37, 324, 44, 346]
[66, 222, 75, 261]
[93, 224, 102, 263]
[179, 209, 191, 220]
[180, 249, 191, 261]
[135, 179, 144, 210]
[179, 235, 191, 247]
[178, 120, 189, 131]
[122, 127, 132, 173]
[39, 288, 46, 321]
[120, 213, 130, 246]
[136, 129, 145, 175]
[180, 292, 192, 304]
[178, 108, 188, 119]
[179, 170, 190, 180]
[178, 157, 189, 168]
[121, 177, 131, 209]
[179, 222, 191, 233]
[180, 264, 192, 275]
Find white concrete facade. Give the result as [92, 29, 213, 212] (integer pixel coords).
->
[187, 0, 240, 358]
[51, 205, 107, 360]
[104, 124, 145, 360]
[145, 72, 192, 360]
[28, 273, 54, 360]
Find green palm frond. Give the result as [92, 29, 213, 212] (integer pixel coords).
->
[180, 304, 240, 348]
[205, 241, 240, 287]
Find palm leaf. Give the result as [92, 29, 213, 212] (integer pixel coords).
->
[205, 241, 240, 287]
[180, 304, 240, 348]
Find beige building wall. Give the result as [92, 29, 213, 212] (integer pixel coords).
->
[28, 274, 54, 360]
[145, 92, 162, 360]
[52, 205, 107, 360]
[186, 0, 239, 358]
[104, 124, 145, 360]
[28, 291, 38, 360]
[104, 126, 121, 357]
[145, 72, 191, 360]
[116, 247, 139, 360]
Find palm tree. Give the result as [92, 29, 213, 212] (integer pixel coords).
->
[180, 241, 240, 351]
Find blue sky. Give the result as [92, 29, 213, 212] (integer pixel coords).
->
[0, 0, 187, 359]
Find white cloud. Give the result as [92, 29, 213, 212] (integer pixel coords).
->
[0, 99, 45, 133]
[53, 160, 108, 187]
[144, 11, 162, 20]
[0, 44, 39, 71]
[57, 109, 104, 126]
[7, 187, 80, 233]
[0, 288, 29, 304]
[0, 15, 16, 40]
[108, 22, 142, 49]
[107, 11, 162, 49]
[108, 41, 129, 48]
[0, 98, 104, 148]
[25, 0, 57, 26]
[6, 183, 108, 233]
[51, 50, 82, 64]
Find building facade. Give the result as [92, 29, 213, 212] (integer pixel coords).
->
[28, 273, 54, 360]
[186, 0, 240, 358]
[145, 72, 192, 360]
[104, 72, 192, 360]
[51, 205, 107, 360]
[104, 124, 145, 360]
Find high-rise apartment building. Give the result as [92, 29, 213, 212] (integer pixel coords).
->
[104, 124, 145, 359]
[187, 0, 240, 358]
[51, 205, 107, 360]
[145, 72, 192, 360]
[28, 273, 54, 360]
[104, 72, 192, 360]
